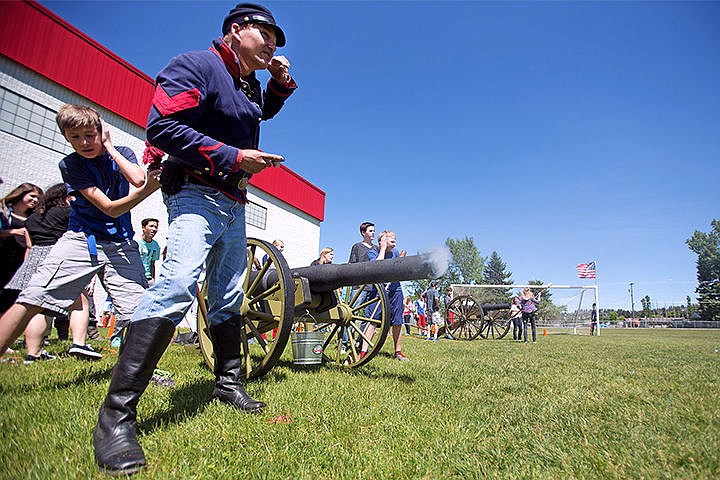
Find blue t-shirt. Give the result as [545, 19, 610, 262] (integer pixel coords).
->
[59, 146, 137, 241]
[367, 246, 402, 291]
[415, 299, 426, 316]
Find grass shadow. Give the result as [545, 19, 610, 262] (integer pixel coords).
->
[0, 362, 114, 394]
[139, 359, 278, 432]
[139, 378, 215, 432]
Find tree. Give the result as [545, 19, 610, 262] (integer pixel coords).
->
[641, 295, 652, 318]
[482, 251, 513, 303]
[686, 220, 720, 321]
[445, 236, 484, 285]
[606, 310, 622, 325]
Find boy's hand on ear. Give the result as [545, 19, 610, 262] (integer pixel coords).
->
[100, 119, 113, 148]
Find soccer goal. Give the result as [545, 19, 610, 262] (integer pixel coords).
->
[449, 284, 600, 336]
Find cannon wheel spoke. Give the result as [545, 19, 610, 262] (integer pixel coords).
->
[479, 310, 512, 340]
[318, 284, 390, 367]
[445, 295, 484, 340]
[197, 238, 295, 380]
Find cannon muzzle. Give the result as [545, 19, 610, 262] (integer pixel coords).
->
[263, 252, 447, 293]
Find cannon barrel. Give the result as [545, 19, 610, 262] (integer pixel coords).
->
[479, 303, 511, 312]
[263, 253, 447, 294]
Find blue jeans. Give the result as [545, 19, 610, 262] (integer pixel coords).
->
[522, 312, 537, 342]
[133, 183, 247, 326]
[512, 316, 523, 340]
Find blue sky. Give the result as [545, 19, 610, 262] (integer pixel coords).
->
[40, 1, 719, 310]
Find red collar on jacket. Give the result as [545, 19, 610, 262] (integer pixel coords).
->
[210, 38, 241, 80]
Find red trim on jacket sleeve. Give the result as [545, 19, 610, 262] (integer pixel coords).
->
[267, 78, 297, 97]
[198, 143, 223, 176]
[152, 85, 201, 116]
[231, 149, 243, 173]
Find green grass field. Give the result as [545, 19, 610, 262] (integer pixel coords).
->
[1, 329, 719, 479]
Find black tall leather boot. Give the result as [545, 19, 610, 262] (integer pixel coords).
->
[210, 317, 266, 412]
[93, 317, 175, 476]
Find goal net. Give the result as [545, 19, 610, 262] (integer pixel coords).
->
[449, 284, 599, 335]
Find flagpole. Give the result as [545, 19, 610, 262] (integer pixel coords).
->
[594, 260, 600, 337]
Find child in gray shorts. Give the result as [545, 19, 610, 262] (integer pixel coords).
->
[0, 104, 160, 359]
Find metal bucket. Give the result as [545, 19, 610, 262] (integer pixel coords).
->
[291, 331, 325, 365]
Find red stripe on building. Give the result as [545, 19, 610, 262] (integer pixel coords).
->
[0, 1, 154, 127]
[0, 1, 325, 221]
[251, 166, 325, 221]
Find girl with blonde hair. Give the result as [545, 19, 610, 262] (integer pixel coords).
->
[311, 247, 334, 266]
[520, 287, 542, 343]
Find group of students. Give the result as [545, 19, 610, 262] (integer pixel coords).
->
[1, 182, 100, 361]
[0, 177, 164, 362]
[402, 282, 452, 341]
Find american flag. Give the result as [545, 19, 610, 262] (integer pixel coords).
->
[577, 261, 597, 279]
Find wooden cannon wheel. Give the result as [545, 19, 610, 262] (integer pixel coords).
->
[197, 238, 295, 380]
[478, 309, 512, 340]
[311, 285, 390, 367]
[442, 295, 484, 340]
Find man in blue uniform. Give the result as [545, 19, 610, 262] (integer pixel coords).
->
[93, 3, 297, 475]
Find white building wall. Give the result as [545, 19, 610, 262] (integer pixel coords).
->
[0, 56, 166, 244]
[247, 186, 321, 268]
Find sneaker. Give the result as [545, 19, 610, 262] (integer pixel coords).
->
[151, 369, 176, 388]
[340, 347, 347, 354]
[68, 343, 102, 360]
[23, 350, 57, 364]
[87, 324, 101, 341]
[394, 351, 410, 362]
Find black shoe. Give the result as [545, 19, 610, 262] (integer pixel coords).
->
[69, 343, 102, 360]
[23, 350, 57, 364]
[210, 317, 266, 413]
[93, 317, 175, 476]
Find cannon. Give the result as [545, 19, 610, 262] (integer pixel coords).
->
[441, 295, 512, 340]
[196, 238, 447, 379]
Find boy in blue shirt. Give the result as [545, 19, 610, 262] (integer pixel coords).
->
[359, 230, 410, 361]
[0, 104, 159, 360]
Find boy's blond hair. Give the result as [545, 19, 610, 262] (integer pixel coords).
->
[378, 230, 395, 241]
[56, 104, 102, 137]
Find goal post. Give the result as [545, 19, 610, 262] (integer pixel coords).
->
[449, 284, 601, 336]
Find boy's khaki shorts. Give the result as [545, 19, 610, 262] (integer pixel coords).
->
[18, 231, 147, 325]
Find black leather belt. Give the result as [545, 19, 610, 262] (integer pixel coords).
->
[185, 174, 250, 190]
[185, 174, 207, 186]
